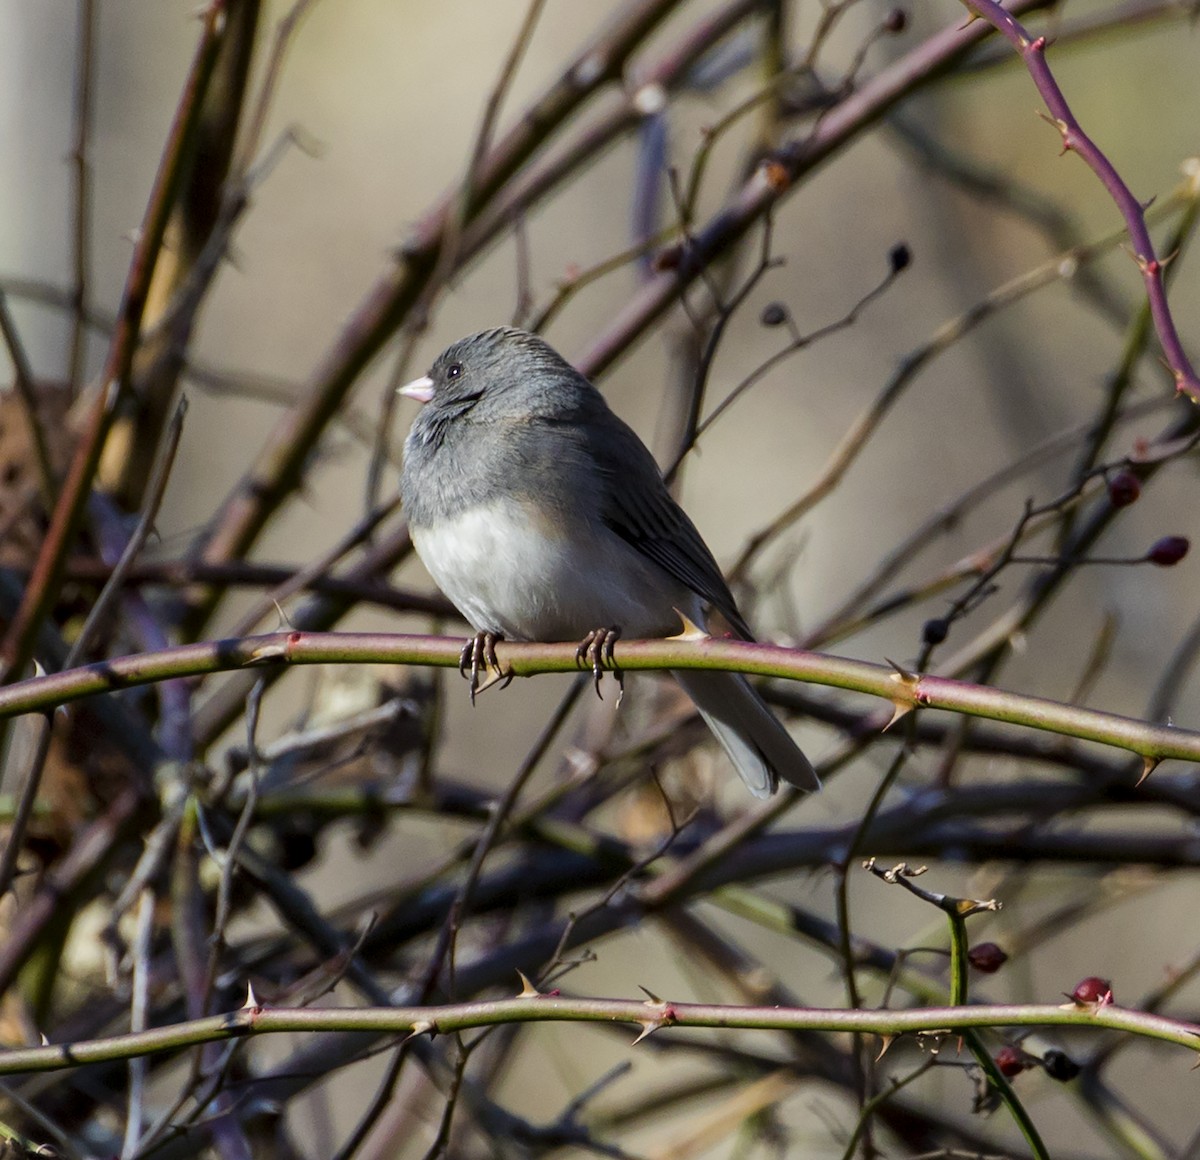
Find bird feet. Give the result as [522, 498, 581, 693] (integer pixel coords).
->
[459, 631, 512, 705]
[576, 626, 623, 703]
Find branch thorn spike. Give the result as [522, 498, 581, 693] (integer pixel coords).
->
[516, 970, 542, 998]
[1136, 756, 1159, 786]
[670, 610, 709, 641]
[248, 642, 288, 663]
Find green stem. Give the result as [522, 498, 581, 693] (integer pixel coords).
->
[0, 633, 1196, 769]
[5, 996, 1196, 1077]
[948, 908, 1050, 1159]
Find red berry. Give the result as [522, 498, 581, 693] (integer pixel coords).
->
[968, 942, 1009, 974]
[1070, 976, 1113, 1005]
[994, 1045, 1027, 1077]
[1147, 536, 1189, 566]
[1107, 471, 1141, 508]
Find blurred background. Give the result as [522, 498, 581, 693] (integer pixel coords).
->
[1, 0, 1199, 1156]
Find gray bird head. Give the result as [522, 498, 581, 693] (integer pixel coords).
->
[399, 327, 581, 423]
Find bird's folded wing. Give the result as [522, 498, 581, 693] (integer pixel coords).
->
[593, 421, 753, 640]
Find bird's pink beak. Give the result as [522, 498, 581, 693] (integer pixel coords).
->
[398, 375, 435, 404]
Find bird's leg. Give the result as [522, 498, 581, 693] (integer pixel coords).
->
[458, 631, 511, 704]
[575, 626, 623, 703]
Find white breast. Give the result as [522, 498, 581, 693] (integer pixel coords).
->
[411, 500, 692, 641]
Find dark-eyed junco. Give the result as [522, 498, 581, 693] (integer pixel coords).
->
[398, 327, 818, 798]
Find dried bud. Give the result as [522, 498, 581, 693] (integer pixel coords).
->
[889, 242, 911, 273]
[1107, 470, 1141, 508]
[760, 302, 788, 328]
[994, 1045, 1027, 1078]
[1069, 976, 1113, 1006]
[1147, 535, 1189, 566]
[652, 244, 683, 272]
[761, 158, 790, 193]
[968, 942, 1008, 974]
[883, 8, 907, 33]
[922, 617, 949, 646]
[1041, 1049, 1081, 1082]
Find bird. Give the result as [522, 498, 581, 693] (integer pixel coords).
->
[398, 326, 818, 798]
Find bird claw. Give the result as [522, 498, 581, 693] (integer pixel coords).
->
[459, 631, 511, 704]
[575, 627, 623, 704]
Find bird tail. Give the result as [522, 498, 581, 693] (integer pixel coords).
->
[674, 670, 819, 799]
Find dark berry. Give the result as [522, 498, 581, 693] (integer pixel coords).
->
[968, 942, 1008, 974]
[922, 617, 949, 646]
[889, 243, 911, 273]
[1041, 1049, 1081, 1082]
[883, 8, 907, 33]
[760, 302, 788, 327]
[1148, 536, 1189, 566]
[1107, 471, 1141, 508]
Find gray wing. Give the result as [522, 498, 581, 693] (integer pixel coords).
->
[579, 406, 754, 640]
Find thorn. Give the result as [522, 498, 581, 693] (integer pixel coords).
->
[670, 610, 709, 641]
[632, 989, 677, 1042]
[1137, 756, 1159, 786]
[471, 668, 511, 697]
[242, 982, 260, 1010]
[630, 999, 677, 1045]
[516, 970, 541, 998]
[248, 642, 289, 663]
[885, 659, 921, 716]
[405, 1020, 435, 1042]
[1036, 111, 1072, 153]
[39, 1032, 49, 1047]
[882, 701, 913, 732]
[875, 1035, 895, 1061]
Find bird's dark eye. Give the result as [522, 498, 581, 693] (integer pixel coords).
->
[446, 362, 463, 380]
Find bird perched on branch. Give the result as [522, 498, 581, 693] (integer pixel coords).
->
[399, 326, 817, 798]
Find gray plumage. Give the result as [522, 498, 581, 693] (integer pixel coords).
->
[400, 326, 818, 798]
